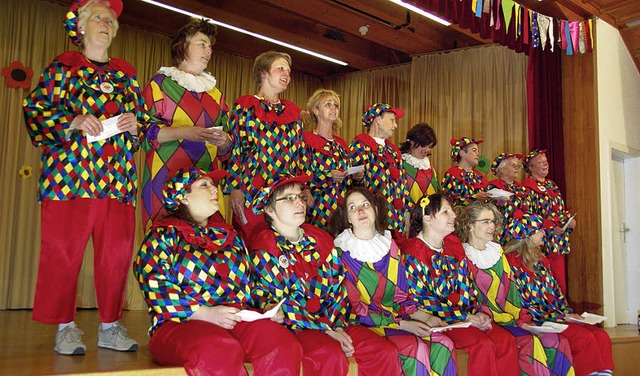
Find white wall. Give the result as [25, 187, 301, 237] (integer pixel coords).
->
[595, 18, 640, 327]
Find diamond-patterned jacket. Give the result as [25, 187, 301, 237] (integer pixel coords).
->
[23, 51, 152, 205]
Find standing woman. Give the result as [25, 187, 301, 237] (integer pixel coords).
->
[456, 202, 574, 376]
[134, 168, 302, 375]
[331, 187, 458, 376]
[503, 212, 613, 376]
[521, 149, 575, 293]
[223, 51, 304, 243]
[23, 0, 147, 355]
[487, 153, 529, 245]
[141, 18, 232, 230]
[441, 137, 491, 207]
[402, 194, 520, 376]
[300, 89, 363, 230]
[400, 123, 440, 204]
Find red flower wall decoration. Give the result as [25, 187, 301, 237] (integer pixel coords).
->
[2, 61, 33, 89]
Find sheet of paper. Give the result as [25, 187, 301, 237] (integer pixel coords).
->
[235, 299, 285, 322]
[346, 165, 364, 176]
[526, 322, 568, 334]
[86, 114, 123, 143]
[560, 213, 577, 232]
[486, 187, 514, 199]
[429, 321, 472, 333]
[566, 312, 606, 325]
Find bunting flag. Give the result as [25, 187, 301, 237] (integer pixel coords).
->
[468, 0, 593, 55]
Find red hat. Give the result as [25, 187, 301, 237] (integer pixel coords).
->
[490, 152, 525, 175]
[251, 174, 312, 214]
[162, 167, 227, 212]
[524, 149, 547, 173]
[64, 0, 123, 46]
[450, 137, 484, 162]
[361, 103, 404, 127]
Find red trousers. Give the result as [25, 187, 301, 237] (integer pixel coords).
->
[561, 323, 614, 376]
[445, 324, 520, 376]
[150, 319, 302, 376]
[548, 253, 567, 295]
[295, 325, 401, 376]
[33, 198, 135, 324]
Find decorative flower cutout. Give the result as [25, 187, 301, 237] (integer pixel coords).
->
[476, 155, 490, 172]
[2, 61, 33, 89]
[19, 165, 33, 179]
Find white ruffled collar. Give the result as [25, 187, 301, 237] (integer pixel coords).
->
[158, 66, 217, 92]
[402, 153, 432, 170]
[372, 136, 386, 146]
[463, 241, 502, 269]
[334, 229, 391, 263]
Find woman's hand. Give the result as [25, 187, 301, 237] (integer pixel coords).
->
[71, 114, 103, 137]
[116, 112, 138, 135]
[412, 311, 446, 328]
[398, 319, 432, 337]
[465, 313, 492, 331]
[330, 169, 348, 183]
[352, 170, 365, 183]
[209, 129, 232, 155]
[475, 191, 492, 202]
[230, 189, 246, 222]
[264, 302, 285, 324]
[190, 305, 242, 330]
[325, 328, 354, 357]
[179, 126, 222, 143]
[565, 313, 583, 321]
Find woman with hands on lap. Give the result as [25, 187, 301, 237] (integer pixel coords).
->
[331, 187, 458, 376]
[134, 167, 302, 375]
[141, 18, 231, 229]
[402, 193, 521, 376]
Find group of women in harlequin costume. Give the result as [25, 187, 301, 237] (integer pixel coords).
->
[22, 1, 613, 375]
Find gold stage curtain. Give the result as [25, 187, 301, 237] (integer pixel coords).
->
[1, 0, 525, 312]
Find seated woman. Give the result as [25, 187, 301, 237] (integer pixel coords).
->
[249, 175, 401, 376]
[331, 187, 457, 376]
[402, 193, 520, 376]
[504, 211, 614, 376]
[134, 167, 302, 375]
[456, 202, 574, 376]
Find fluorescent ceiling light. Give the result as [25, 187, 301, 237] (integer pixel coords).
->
[387, 0, 452, 27]
[139, 0, 348, 66]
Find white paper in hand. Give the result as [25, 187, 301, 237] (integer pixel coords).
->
[486, 188, 514, 199]
[526, 322, 568, 334]
[235, 299, 285, 322]
[86, 114, 123, 142]
[429, 321, 472, 332]
[346, 165, 364, 176]
[566, 312, 606, 325]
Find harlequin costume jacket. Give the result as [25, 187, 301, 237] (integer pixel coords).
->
[223, 95, 304, 204]
[487, 179, 532, 245]
[402, 153, 440, 205]
[134, 216, 251, 335]
[441, 166, 489, 207]
[23, 51, 151, 205]
[349, 134, 410, 234]
[140, 68, 229, 229]
[250, 224, 352, 332]
[300, 131, 351, 230]
[402, 234, 481, 323]
[521, 177, 572, 255]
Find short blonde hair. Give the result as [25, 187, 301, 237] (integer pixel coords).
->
[252, 51, 292, 90]
[77, 0, 120, 50]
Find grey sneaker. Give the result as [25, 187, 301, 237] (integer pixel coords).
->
[54, 323, 86, 355]
[97, 322, 138, 352]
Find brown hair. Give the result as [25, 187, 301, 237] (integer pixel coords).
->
[454, 201, 502, 243]
[409, 193, 449, 233]
[263, 181, 304, 226]
[399, 123, 437, 154]
[171, 18, 218, 66]
[329, 187, 388, 237]
[301, 89, 343, 135]
[252, 51, 292, 89]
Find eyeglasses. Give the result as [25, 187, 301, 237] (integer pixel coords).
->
[275, 194, 306, 203]
[473, 219, 499, 225]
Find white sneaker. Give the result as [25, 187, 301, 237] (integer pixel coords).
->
[54, 323, 86, 355]
[97, 322, 138, 352]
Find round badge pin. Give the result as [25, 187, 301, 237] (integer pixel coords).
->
[100, 81, 114, 94]
[278, 255, 289, 269]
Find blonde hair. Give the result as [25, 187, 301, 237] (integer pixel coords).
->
[454, 201, 502, 243]
[300, 89, 342, 135]
[503, 237, 542, 270]
[252, 51, 292, 90]
[77, 0, 120, 50]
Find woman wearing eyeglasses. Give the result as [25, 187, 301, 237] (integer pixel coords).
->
[455, 202, 574, 376]
[331, 187, 457, 376]
[249, 175, 401, 376]
[402, 193, 520, 376]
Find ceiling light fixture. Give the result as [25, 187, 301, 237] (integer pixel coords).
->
[387, 0, 452, 27]
[139, 0, 349, 66]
